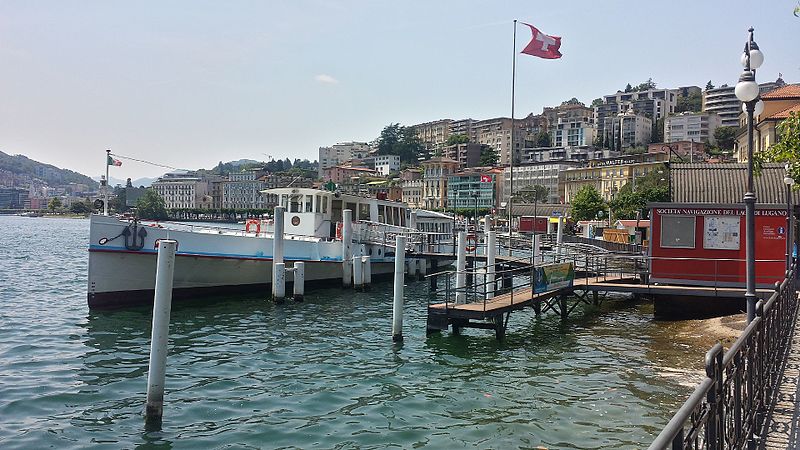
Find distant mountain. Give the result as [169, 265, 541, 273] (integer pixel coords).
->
[0, 150, 98, 188]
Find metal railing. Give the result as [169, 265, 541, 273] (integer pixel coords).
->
[649, 264, 798, 449]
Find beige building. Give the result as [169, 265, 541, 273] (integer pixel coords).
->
[562, 153, 669, 203]
[421, 157, 460, 209]
[318, 142, 372, 177]
[222, 169, 268, 210]
[152, 173, 210, 209]
[665, 112, 722, 144]
[734, 84, 800, 162]
[544, 101, 596, 147]
[401, 179, 423, 208]
[412, 119, 452, 152]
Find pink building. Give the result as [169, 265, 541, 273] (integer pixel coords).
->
[322, 166, 379, 184]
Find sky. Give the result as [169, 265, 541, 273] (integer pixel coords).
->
[0, 1, 798, 180]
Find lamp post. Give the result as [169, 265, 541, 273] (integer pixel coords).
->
[735, 27, 764, 324]
[785, 166, 795, 271]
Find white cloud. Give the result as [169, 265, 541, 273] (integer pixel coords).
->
[314, 74, 339, 84]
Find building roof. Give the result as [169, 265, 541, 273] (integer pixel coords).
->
[761, 84, 800, 100]
[420, 157, 459, 165]
[670, 163, 800, 205]
[616, 219, 650, 228]
[511, 203, 571, 217]
[765, 103, 800, 121]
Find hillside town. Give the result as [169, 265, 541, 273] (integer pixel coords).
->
[2, 77, 798, 232]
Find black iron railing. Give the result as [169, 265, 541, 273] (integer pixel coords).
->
[649, 264, 798, 449]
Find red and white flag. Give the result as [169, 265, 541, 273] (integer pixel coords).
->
[520, 22, 562, 59]
[480, 174, 492, 183]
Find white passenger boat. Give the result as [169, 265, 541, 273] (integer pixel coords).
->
[87, 187, 454, 309]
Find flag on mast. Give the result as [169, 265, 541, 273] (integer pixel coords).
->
[520, 22, 562, 59]
[107, 155, 122, 166]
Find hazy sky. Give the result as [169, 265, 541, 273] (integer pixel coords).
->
[1, 1, 797, 180]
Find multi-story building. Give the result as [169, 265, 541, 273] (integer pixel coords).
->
[702, 85, 741, 128]
[734, 84, 800, 162]
[648, 141, 706, 162]
[321, 166, 379, 184]
[503, 162, 579, 205]
[449, 118, 475, 139]
[0, 187, 28, 209]
[562, 153, 669, 203]
[522, 145, 617, 164]
[665, 112, 722, 144]
[447, 170, 496, 213]
[152, 173, 210, 209]
[421, 157, 460, 210]
[595, 88, 676, 143]
[412, 119, 452, 152]
[318, 142, 372, 177]
[601, 107, 652, 149]
[258, 173, 315, 206]
[546, 101, 595, 147]
[204, 175, 225, 209]
[221, 169, 268, 210]
[443, 143, 482, 168]
[401, 179, 423, 208]
[369, 155, 400, 175]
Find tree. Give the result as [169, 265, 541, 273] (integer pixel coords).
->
[755, 111, 800, 184]
[48, 197, 62, 212]
[136, 189, 168, 220]
[479, 145, 499, 166]
[535, 131, 552, 147]
[517, 185, 549, 203]
[608, 165, 669, 219]
[624, 83, 633, 93]
[650, 118, 665, 143]
[591, 98, 603, 108]
[446, 133, 470, 146]
[705, 80, 715, 90]
[634, 78, 657, 92]
[570, 185, 605, 222]
[377, 123, 423, 163]
[714, 126, 737, 151]
[675, 92, 702, 113]
[70, 201, 91, 215]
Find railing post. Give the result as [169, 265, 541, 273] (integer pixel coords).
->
[486, 230, 496, 299]
[705, 343, 724, 450]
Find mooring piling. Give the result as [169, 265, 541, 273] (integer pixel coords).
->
[455, 231, 466, 304]
[362, 256, 372, 289]
[392, 235, 407, 342]
[353, 254, 364, 291]
[342, 209, 353, 287]
[293, 261, 304, 301]
[272, 206, 285, 300]
[486, 230, 496, 298]
[145, 239, 177, 426]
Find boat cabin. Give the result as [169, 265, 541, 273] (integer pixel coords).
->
[265, 188, 411, 239]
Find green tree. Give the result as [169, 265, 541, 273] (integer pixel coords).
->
[624, 83, 633, 93]
[48, 197, 62, 212]
[446, 133, 470, 146]
[70, 201, 91, 214]
[517, 185, 549, 203]
[755, 111, 800, 184]
[608, 165, 669, 219]
[675, 93, 702, 113]
[650, 117, 665, 143]
[479, 145, 499, 166]
[136, 189, 168, 220]
[377, 124, 423, 163]
[535, 131, 552, 147]
[714, 126, 737, 151]
[590, 98, 603, 108]
[570, 185, 605, 221]
[634, 78, 657, 92]
[705, 80, 715, 90]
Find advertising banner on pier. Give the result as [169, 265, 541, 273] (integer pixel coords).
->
[534, 262, 574, 294]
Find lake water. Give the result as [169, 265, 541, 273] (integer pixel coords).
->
[0, 215, 727, 449]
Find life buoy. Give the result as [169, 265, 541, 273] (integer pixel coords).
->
[246, 219, 261, 236]
[466, 235, 477, 252]
[335, 222, 343, 240]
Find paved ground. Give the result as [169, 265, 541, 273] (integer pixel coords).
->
[764, 293, 800, 450]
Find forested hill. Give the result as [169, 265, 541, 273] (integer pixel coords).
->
[0, 150, 98, 188]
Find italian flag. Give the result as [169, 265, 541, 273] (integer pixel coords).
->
[107, 155, 122, 166]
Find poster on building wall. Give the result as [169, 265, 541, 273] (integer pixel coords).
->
[703, 215, 741, 250]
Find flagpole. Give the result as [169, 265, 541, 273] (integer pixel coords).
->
[104, 149, 110, 216]
[509, 19, 517, 245]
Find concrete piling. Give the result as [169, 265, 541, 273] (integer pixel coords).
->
[342, 209, 353, 287]
[353, 254, 364, 291]
[272, 206, 285, 300]
[362, 256, 371, 290]
[145, 239, 177, 426]
[293, 261, 304, 301]
[273, 262, 286, 303]
[392, 235, 407, 342]
[486, 230, 496, 298]
[456, 231, 466, 304]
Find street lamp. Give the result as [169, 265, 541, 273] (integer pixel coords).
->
[735, 27, 764, 324]
[785, 166, 795, 271]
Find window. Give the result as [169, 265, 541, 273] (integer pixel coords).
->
[660, 215, 696, 248]
[305, 195, 314, 212]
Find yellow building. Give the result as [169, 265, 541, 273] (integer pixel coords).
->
[735, 84, 800, 162]
[562, 153, 669, 203]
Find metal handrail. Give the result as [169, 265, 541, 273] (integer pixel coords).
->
[649, 264, 798, 449]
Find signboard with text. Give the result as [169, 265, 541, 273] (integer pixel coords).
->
[534, 262, 575, 294]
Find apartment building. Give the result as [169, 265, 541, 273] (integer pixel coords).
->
[522, 146, 617, 164]
[318, 142, 372, 177]
[421, 157, 460, 210]
[443, 143, 482, 168]
[221, 169, 268, 210]
[545, 102, 596, 147]
[152, 173, 210, 209]
[665, 112, 722, 144]
[401, 179, 423, 208]
[595, 87, 676, 143]
[562, 153, 669, 203]
[447, 170, 497, 212]
[734, 84, 800, 162]
[503, 162, 579, 205]
[412, 119, 452, 152]
[600, 107, 652, 149]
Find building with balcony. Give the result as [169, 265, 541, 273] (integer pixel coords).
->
[521, 146, 617, 164]
[562, 153, 669, 203]
[544, 101, 596, 147]
[421, 157, 460, 210]
[503, 162, 579, 205]
[702, 85, 741, 128]
[370, 155, 400, 175]
[601, 107, 652, 149]
[318, 142, 372, 177]
[595, 88, 677, 143]
[221, 169, 267, 210]
[443, 143, 482, 168]
[665, 112, 722, 144]
[734, 83, 800, 162]
[447, 170, 497, 213]
[412, 119, 452, 153]
[152, 173, 210, 209]
[401, 179, 423, 208]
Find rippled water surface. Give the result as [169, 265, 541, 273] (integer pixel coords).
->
[0, 215, 724, 449]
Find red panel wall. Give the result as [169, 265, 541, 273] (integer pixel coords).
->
[650, 206, 788, 286]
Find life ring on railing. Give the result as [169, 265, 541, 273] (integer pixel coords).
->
[465, 235, 477, 252]
[335, 222, 343, 240]
[245, 219, 261, 236]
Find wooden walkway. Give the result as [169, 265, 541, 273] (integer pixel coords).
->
[763, 292, 800, 449]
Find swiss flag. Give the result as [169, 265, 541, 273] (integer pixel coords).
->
[480, 174, 492, 183]
[520, 22, 562, 59]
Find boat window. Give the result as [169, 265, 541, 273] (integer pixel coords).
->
[378, 205, 385, 221]
[290, 195, 302, 213]
[322, 196, 328, 214]
[305, 195, 314, 213]
[358, 203, 370, 221]
[346, 202, 357, 216]
[315, 195, 322, 213]
[281, 194, 289, 208]
[331, 199, 342, 222]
